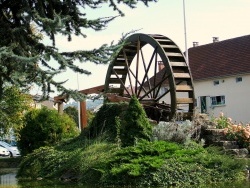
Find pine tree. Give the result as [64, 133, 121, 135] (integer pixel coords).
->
[0, 0, 156, 100]
[121, 95, 152, 147]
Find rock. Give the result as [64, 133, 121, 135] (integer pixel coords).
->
[213, 141, 239, 149]
[60, 170, 80, 182]
[202, 129, 227, 146]
[225, 148, 249, 158]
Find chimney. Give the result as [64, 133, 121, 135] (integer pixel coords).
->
[158, 61, 164, 72]
[213, 37, 219, 43]
[193, 42, 199, 47]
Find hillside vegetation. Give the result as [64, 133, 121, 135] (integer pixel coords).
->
[17, 97, 248, 187]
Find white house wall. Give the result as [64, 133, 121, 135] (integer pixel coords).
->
[194, 74, 250, 123]
[158, 87, 189, 113]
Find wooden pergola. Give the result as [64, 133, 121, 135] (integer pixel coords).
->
[54, 85, 105, 130]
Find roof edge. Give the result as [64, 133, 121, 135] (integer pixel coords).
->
[193, 72, 250, 82]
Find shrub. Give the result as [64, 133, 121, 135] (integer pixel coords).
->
[64, 106, 95, 128]
[18, 107, 79, 155]
[212, 112, 250, 148]
[63, 106, 79, 127]
[86, 110, 95, 124]
[102, 140, 245, 187]
[120, 95, 152, 147]
[84, 96, 152, 147]
[85, 102, 128, 142]
[17, 146, 68, 179]
[152, 120, 201, 144]
[224, 123, 250, 148]
[213, 112, 232, 129]
[17, 142, 118, 183]
[17, 136, 246, 187]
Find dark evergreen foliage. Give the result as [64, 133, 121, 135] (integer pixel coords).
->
[84, 96, 152, 145]
[84, 102, 128, 142]
[103, 141, 245, 187]
[120, 95, 152, 147]
[0, 0, 156, 99]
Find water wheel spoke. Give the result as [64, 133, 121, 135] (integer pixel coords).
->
[153, 52, 158, 98]
[123, 48, 134, 95]
[139, 73, 171, 101]
[135, 38, 140, 95]
[156, 88, 170, 102]
[127, 67, 151, 98]
[138, 47, 157, 98]
[154, 73, 172, 101]
[138, 47, 152, 98]
[154, 69, 169, 99]
[112, 69, 131, 97]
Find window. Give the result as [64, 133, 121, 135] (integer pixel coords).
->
[211, 95, 225, 106]
[236, 77, 242, 83]
[158, 87, 168, 97]
[159, 87, 168, 95]
[213, 80, 219, 85]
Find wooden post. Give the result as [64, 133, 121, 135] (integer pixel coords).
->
[54, 85, 105, 130]
[58, 101, 64, 114]
[80, 100, 87, 129]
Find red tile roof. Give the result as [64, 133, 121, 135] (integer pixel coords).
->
[188, 35, 250, 80]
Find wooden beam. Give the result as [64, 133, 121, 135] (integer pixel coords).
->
[79, 85, 105, 95]
[176, 98, 193, 104]
[106, 94, 158, 106]
[106, 94, 131, 103]
[176, 85, 193, 91]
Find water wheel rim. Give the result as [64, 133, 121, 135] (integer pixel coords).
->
[105, 33, 195, 121]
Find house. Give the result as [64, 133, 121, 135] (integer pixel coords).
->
[31, 95, 57, 110]
[188, 35, 250, 123]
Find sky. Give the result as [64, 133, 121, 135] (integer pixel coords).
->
[34, 0, 250, 97]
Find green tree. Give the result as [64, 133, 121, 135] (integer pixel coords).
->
[121, 95, 152, 147]
[63, 106, 95, 128]
[0, 86, 32, 138]
[0, 0, 156, 100]
[64, 106, 79, 127]
[18, 107, 79, 155]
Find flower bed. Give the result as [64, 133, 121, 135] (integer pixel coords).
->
[214, 112, 250, 148]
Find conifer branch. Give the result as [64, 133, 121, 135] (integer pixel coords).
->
[0, 0, 156, 99]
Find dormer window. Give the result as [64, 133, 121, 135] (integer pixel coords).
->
[236, 77, 242, 83]
[213, 80, 219, 85]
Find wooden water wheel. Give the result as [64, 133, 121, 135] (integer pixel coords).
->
[104, 33, 195, 122]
